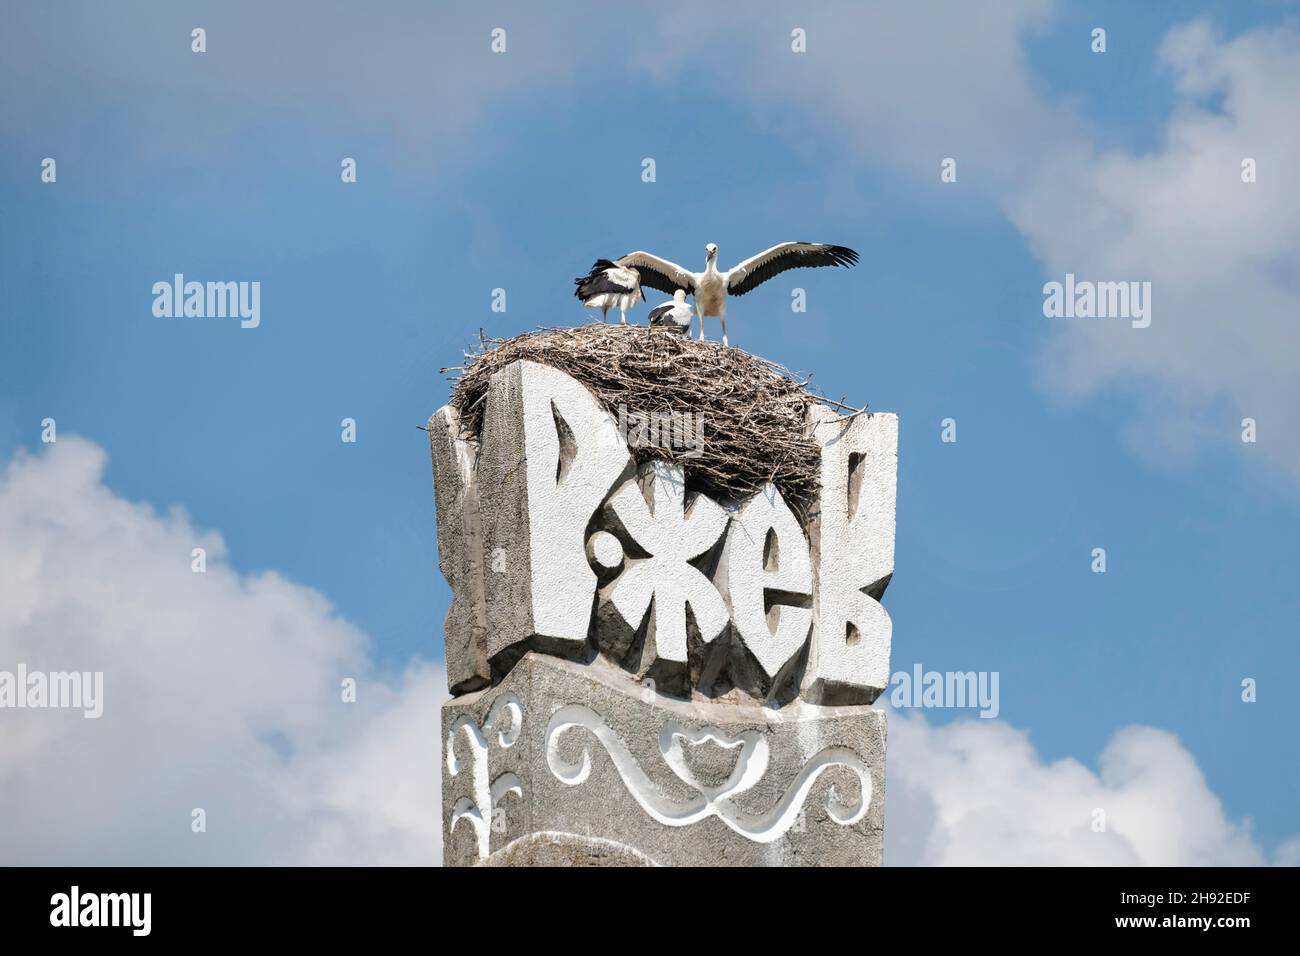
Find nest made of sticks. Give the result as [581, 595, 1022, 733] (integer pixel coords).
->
[443, 324, 865, 511]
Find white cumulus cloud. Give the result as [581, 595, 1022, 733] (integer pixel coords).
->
[885, 707, 1284, 865]
[1012, 20, 1300, 481]
[0, 437, 445, 865]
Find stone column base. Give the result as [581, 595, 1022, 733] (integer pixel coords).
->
[442, 652, 886, 867]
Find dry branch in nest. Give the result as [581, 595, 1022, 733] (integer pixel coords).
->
[444, 323, 860, 512]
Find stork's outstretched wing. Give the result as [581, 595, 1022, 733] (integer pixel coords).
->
[616, 251, 697, 295]
[725, 243, 858, 297]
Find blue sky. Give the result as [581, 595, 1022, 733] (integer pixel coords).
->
[2, 1, 1297, 861]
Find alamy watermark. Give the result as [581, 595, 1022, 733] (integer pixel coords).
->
[617, 403, 704, 459]
[152, 274, 260, 328]
[50, 886, 150, 936]
[888, 664, 999, 718]
[1043, 273, 1151, 329]
[0, 665, 103, 718]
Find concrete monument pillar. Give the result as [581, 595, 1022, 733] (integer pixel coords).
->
[431, 358, 898, 866]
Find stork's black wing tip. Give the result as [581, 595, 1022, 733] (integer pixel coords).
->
[828, 244, 859, 266]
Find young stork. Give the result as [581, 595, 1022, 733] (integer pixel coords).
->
[573, 258, 644, 323]
[647, 289, 692, 335]
[613, 242, 859, 345]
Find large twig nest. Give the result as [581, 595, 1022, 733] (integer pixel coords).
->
[445, 323, 857, 510]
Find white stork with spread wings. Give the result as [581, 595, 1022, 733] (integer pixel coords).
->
[614, 242, 858, 345]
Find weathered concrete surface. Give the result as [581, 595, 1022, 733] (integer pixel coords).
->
[474, 361, 632, 664]
[802, 405, 899, 705]
[596, 461, 730, 690]
[443, 651, 887, 867]
[716, 482, 813, 681]
[428, 405, 490, 694]
[479, 831, 657, 867]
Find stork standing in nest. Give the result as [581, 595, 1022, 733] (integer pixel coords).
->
[573, 259, 644, 324]
[647, 289, 692, 335]
[613, 242, 859, 345]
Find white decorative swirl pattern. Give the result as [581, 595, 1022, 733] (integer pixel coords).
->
[446, 692, 523, 859]
[545, 704, 871, 843]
